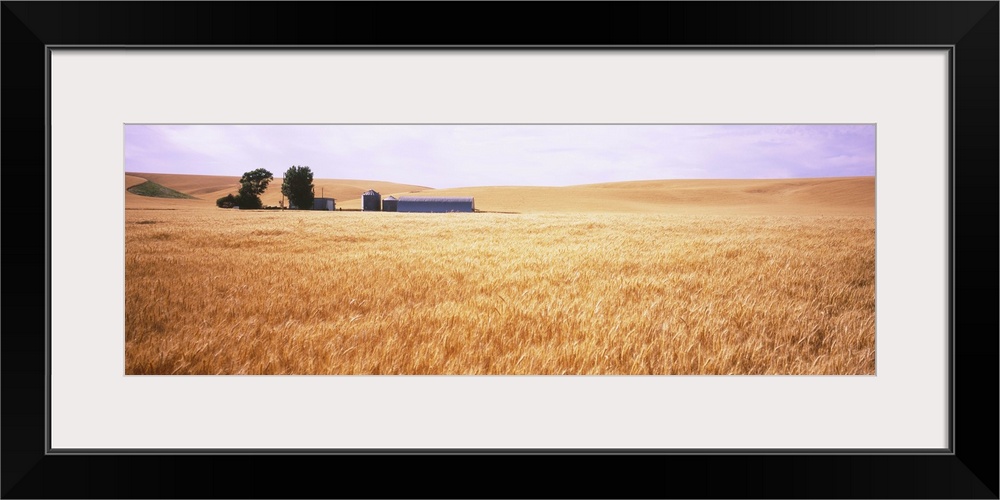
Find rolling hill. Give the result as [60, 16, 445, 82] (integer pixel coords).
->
[124, 172, 874, 216]
[125, 172, 431, 210]
[408, 177, 874, 215]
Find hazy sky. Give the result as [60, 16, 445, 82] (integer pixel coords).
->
[124, 124, 875, 189]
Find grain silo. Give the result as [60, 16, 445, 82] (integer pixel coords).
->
[362, 189, 381, 211]
[382, 195, 398, 212]
[397, 196, 474, 213]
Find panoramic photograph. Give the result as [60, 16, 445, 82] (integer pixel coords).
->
[124, 124, 876, 375]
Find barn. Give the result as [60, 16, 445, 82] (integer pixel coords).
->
[397, 196, 474, 213]
[382, 195, 398, 212]
[362, 189, 381, 211]
[312, 197, 336, 210]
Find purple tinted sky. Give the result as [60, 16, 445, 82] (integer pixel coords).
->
[124, 124, 875, 188]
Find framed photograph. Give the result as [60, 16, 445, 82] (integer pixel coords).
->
[4, 2, 996, 498]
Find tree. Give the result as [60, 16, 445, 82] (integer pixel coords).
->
[281, 165, 315, 210]
[236, 168, 273, 209]
[216, 193, 238, 208]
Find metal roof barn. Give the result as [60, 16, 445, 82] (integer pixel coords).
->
[362, 189, 381, 211]
[397, 196, 474, 213]
[312, 197, 336, 210]
[382, 195, 398, 212]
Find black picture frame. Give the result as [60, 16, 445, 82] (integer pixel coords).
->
[3, 2, 997, 498]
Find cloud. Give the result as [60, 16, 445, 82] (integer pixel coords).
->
[124, 124, 876, 187]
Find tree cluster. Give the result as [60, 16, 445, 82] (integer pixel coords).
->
[215, 168, 274, 209]
[216, 166, 316, 210]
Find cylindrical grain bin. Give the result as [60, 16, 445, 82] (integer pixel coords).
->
[362, 189, 381, 211]
[382, 195, 398, 212]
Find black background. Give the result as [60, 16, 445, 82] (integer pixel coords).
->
[2, 2, 997, 498]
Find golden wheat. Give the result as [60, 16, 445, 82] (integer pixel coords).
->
[125, 209, 875, 375]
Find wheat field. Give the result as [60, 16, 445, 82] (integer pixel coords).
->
[125, 176, 875, 375]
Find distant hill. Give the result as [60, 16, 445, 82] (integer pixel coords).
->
[124, 172, 873, 216]
[127, 179, 198, 199]
[393, 177, 874, 216]
[125, 172, 432, 210]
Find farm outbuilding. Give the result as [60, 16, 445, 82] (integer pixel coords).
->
[312, 197, 336, 210]
[397, 196, 475, 213]
[382, 195, 398, 212]
[362, 189, 381, 211]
